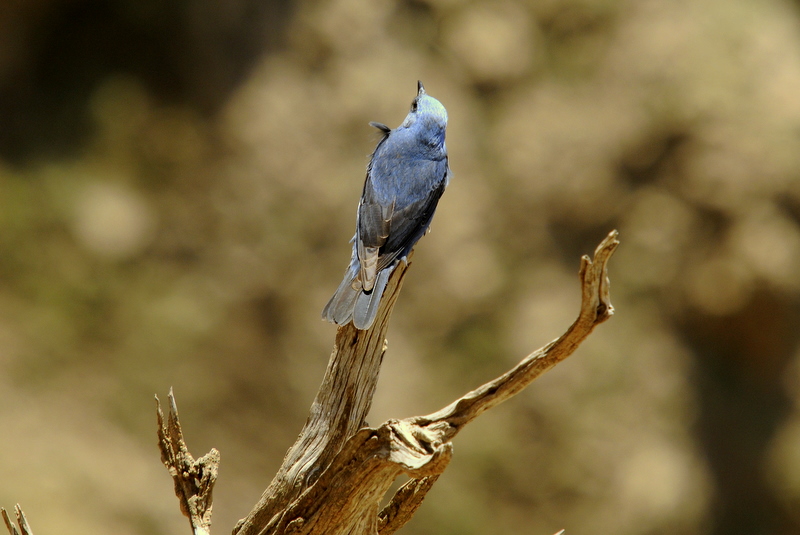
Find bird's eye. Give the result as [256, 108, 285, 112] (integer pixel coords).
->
[410, 99, 418, 112]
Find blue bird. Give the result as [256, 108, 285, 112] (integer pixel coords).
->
[323, 81, 451, 330]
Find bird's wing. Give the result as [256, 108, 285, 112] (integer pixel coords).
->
[354, 124, 394, 291]
[356, 194, 394, 291]
[374, 159, 449, 270]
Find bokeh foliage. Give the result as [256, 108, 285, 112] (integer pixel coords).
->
[2, 0, 800, 534]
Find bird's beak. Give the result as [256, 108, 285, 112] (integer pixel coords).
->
[417, 80, 426, 96]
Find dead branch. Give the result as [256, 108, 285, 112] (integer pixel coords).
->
[156, 389, 220, 535]
[151, 230, 617, 535]
[377, 475, 440, 534]
[233, 230, 619, 535]
[2, 505, 33, 535]
[409, 228, 618, 439]
[233, 260, 412, 535]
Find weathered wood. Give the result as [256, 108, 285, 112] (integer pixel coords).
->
[377, 475, 440, 535]
[2, 505, 33, 535]
[157, 389, 219, 535]
[240, 230, 619, 535]
[234, 260, 412, 535]
[153, 230, 618, 535]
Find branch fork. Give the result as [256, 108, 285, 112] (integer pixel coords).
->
[156, 388, 220, 535]
[259, 230, 619, 535]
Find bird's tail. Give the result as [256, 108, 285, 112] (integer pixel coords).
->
[322, 259, 395, 330]
[352, 264, 394, 329]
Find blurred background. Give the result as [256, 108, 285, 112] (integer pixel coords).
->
[2, 0, 800, 533]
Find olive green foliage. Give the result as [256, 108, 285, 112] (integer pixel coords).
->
[2, 1, 800, 534]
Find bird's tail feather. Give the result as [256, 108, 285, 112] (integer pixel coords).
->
[322, 260, 396, 330]
[353, 264, 395, 329]
[322, 259, 360, 325]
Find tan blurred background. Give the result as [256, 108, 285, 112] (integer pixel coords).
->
[2, 0, 800, 533]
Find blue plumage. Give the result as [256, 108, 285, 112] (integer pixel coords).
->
[322, 81, 451, 330]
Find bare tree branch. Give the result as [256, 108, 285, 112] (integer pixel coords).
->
[235, 230, 619, 535]
[260, 423, 454, 535]
[409, 229, 618, 441]
[156, 388, 220, 535]
[233, 260, 413, 535]
[377, 475, 440, 535]
[148, 231, 617, 535]
[2, 505, 33, 535]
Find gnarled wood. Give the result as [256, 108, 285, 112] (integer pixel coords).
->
[152, 231, 617, 535]
[157, 389, 219, 535]
[239, 230, 619, 535]
[234, 260, 412, 535]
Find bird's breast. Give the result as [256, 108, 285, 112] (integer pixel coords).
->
[369, 155, 446, 205]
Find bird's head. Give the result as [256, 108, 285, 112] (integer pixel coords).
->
[401, 81, 448, 146]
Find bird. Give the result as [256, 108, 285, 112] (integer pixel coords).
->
[322, 81, 451, 330]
